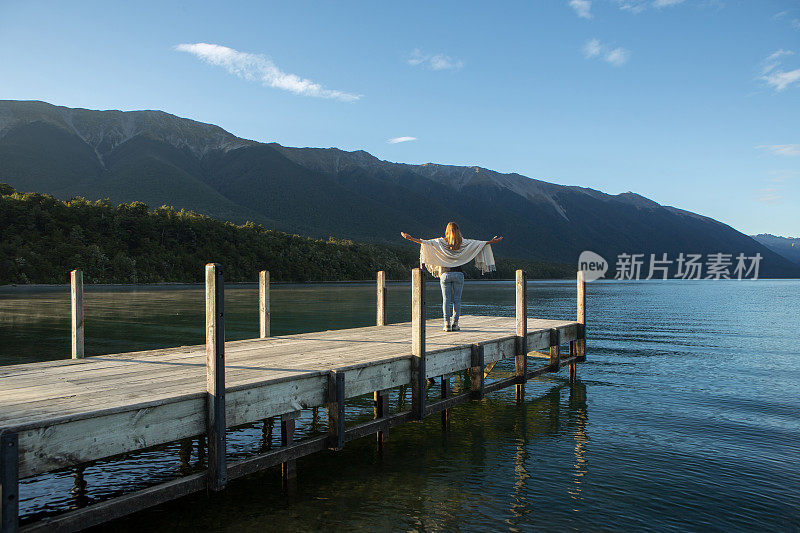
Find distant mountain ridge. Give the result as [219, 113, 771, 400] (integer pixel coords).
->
[1, 99, 797, 277]
[751, 234, 800, 267]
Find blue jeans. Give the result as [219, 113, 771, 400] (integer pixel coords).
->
[440, 271, 465, 323]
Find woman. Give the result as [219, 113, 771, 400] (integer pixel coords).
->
[401, 222, 503, 331]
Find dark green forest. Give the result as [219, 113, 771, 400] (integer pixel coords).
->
[0, 184, 573, 284]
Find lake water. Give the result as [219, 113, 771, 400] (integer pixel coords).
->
[1, 280, 799, 531]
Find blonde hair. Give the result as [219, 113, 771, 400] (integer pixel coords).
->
[444, 222, 462, 250]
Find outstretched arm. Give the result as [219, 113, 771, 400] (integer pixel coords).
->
[401, 232, 423, 244]
[487, 235, 503, 244]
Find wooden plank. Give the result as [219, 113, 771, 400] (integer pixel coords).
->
[376, 271, 386, 326]
[70, 270, 83, 360]
[1, 431, 19, 533]
[259, 271, 270, 339]
[205, 263, 226, 492]
[425, 391, 472, 417]
[327, 371, 345, 450]
[344, 411, 413, 442]
[483, 375, 519, 395]
[410, 268, 426, 421]
[22, 471, 206, 533]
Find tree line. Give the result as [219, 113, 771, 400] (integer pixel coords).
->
[0, 184, 573, 285]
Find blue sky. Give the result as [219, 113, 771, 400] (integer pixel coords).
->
[1, 0, 798, 236]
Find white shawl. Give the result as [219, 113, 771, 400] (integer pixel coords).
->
[420, 238, 496, 277]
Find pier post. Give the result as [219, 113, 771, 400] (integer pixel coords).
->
[441, 375, 451, 430]
[411, 268, 427, 421]
[374, 389, 390, 448]
[71, 269, 84, 359]
[377, 271, 386, 326]
[259, 270, 270, 338]
[261, 418, 274, 449]
[515, 270, 527, 401]
[205, 263, 227, 492]
[470, 344, 485, 399]
[577, 271, 586, 363]
[569, 341, 577, 382]
[549, 329, 560, 371]
[0, 432, 18, 533]
[280, 411, 300, 490]
[327, 371, 346, 450]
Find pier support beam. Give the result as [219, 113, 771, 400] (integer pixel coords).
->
[577, 271, 586, 363]
[280, 411, 300, 490]
[374, 389, 390, 448]
[205, 263, 227, 492]
[1, 432, 18, 533]
[327, 371, 346, 450]
[569, 341, 577, 382]
[411, 268, 427, 420]
[377, 271, 386, 326]
[515, 270, 527, 402]
[71, 269, 84, 359]
[441, 375, 452, 429]
[470, 344, 485, 400]
[549, 329, 560, 372]
[262, 418, 274, 449]
[259, 270, 270, 339]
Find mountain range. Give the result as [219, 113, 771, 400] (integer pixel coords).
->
[1, 99, 797, 277]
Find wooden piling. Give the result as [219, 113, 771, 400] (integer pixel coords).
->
[70, 269, 84, 359]
[205, 263, 227, 492]
[549, 329, 560, 371]
[262, 418, 274, 449]
[280, 411, 300, 488]
[470, 344, 485, 399]
[327, 371, 346, 450]
[374, 390, 390, 447]
[259, 270, 270, 339]
[377, 270, 387, 326]
[1, 432, 18, 533]
[569, 341, 577, 382]
[577, 270, 586, 363]
[515, 270, 527, 401]
[441, 375, 451, 429]
[411, 268, 427, 420]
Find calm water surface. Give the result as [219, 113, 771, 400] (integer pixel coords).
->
[1, 280, 799, 531]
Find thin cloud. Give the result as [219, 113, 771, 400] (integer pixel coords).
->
[759, 49, 800, 92]
[768, 170, 800, 183]
[569, 0, 593, 19]
[174, 43, 361, 102]
[758, 187, 782, 204]
[583, 38, 631, 66]
[583, 38, 602, 58]
[387, 136, 417, 144]
[407, 49, 464, 71]
[757, 144, 800, 156]
[615, 0, 687, 12]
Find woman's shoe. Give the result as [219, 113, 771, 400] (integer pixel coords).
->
[443, 322, 451, 332]
[451, 322, 460, 331]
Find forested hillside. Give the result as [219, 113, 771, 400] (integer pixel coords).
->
[0, 184, 573, 284]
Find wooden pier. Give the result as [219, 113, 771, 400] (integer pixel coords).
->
[0, 268, 587, 532]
